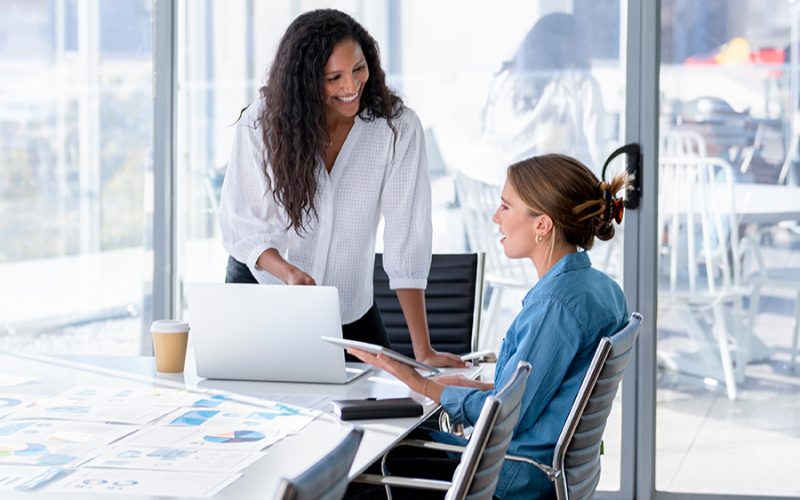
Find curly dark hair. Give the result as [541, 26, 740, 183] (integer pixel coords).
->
[259, 9, 403, 233]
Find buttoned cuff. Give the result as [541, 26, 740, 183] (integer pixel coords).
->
[246, 244, 272, 274]
[389, 278, 428, 290]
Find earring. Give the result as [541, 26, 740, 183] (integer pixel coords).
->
[535, 234, 543, 243]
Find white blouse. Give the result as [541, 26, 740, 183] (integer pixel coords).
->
[218, 102, 432, 323]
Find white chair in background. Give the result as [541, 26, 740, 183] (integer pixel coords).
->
[454, 172, 537, 349]
[660, 129, 707, 157]
[658, 156, 760, 400]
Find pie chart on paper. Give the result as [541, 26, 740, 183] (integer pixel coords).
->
[203, 430, 265, 444]
[0, 442, 47, 457]
[0, 397, 22, 408]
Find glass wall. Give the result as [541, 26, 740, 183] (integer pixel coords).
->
[176, 0, 627, 492]
[656, 0, 800, 495]
[176, 0, 627, 339]
[0, 0, 153, 355]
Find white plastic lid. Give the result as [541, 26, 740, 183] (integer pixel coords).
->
[150, 319, 190, 334]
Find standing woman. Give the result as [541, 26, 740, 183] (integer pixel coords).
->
[218, 9, 463, 367]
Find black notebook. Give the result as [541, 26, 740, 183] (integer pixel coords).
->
[331, 397, 423, 420]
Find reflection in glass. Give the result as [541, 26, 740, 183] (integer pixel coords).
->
[0, 0, 153, 354]
[657, 0, 800, 495]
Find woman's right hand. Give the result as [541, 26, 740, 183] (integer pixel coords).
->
[285, 266, 316, 285]
[257, 249, 315, 285]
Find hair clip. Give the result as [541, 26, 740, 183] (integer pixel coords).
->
[612, 198, 624, 224]
[602, 188, 624, 225]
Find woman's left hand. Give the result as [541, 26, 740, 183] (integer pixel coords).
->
[418, 349, 467, 368]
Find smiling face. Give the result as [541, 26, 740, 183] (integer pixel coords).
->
[322, 38, 369, 122]
[492, 181, 541, 260]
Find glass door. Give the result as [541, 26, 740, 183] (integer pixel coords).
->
[654, 0, 800, 496]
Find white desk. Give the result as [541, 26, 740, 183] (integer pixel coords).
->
[0, 351, 463, 499]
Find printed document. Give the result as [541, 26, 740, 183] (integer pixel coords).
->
[0, 393, 40, 418]
[49, 468, 240, 497]
[53, 386, 240, 409]
[85, 445, 265, 472]
[0, 419, 139, 446]
[11, 403, 171, 425]
[158, 400, 318, 434]
[118, 424, 283, 452]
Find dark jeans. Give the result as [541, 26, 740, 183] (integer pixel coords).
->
[225, 256, 392, 359]
[225, 255, 258, 284]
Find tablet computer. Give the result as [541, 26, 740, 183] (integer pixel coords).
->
[321, 336, 442, 376]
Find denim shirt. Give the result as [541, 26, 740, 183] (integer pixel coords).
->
[440, 251, 628, 499]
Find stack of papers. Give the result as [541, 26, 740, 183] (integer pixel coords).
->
[0, 385, 321, 497]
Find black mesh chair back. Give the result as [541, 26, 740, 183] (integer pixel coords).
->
[447, 361, 532, 500]
[554, 313, 642, 500]
[276, 428, 364, 500]
[373, 253, 484, 356]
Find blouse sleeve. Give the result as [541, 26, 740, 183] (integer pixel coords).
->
[441, 296, 582, 428]
[380, 109, 433, 290]
[218, 108, 288, 278]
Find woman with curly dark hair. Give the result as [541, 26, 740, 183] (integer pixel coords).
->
[218, 9, 464, 367]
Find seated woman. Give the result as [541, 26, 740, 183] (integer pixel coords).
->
[349, 153, 629, 499]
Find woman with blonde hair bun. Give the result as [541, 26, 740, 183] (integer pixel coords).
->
[350, 153, 630, 499]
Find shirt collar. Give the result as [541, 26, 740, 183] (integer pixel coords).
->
[523, 251, 592, 304]
[548, 250, 591, 278]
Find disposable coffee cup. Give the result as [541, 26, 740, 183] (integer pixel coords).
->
[151, 320, 190, 373]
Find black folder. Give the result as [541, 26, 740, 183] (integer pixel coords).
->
[331, 397, 423, 420]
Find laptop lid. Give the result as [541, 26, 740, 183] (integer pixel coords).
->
[186, 283, 366, 384]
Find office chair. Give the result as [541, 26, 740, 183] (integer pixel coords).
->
[274, 427, 363, 500]
[373, 253, 485, 356]
[503, 312, 642, 499]
[355, 361, 531, 499]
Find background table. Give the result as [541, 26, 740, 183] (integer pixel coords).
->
[733, 183, 800, 224]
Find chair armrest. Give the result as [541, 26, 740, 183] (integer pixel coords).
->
[460, 349, 497, 363]
[374, 439, 464, 491]
[397, 440, 561, 481]
[504, 453, 560, 480]
[395, 439, 467, 454]
[354, 473, 452, 492]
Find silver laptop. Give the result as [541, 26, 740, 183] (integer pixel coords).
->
[186, 283, 370, 384]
